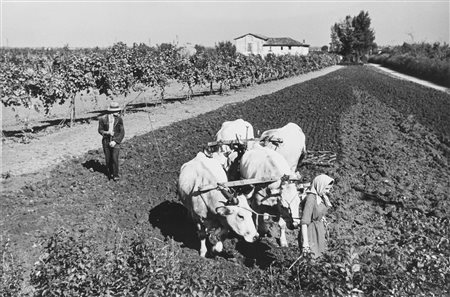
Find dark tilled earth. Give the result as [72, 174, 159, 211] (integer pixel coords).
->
[2, 66, 449, 295]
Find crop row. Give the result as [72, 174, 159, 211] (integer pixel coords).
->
[2, 66, 449, 296]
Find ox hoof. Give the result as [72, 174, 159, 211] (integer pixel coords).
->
[212, 241, 223, 253]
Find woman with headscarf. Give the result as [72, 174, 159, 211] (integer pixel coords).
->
[300, 174, 334, 258]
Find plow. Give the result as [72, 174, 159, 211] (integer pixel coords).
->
[202, 136, 337, 196]
[199, 175, 311, 193]
[207, 137, 337, 168]
[302, 150, 337, 167]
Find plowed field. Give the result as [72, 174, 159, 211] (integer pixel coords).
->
[2, 66, 449, 296]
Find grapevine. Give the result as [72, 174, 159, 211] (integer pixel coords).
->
[1, 44, 339, 127]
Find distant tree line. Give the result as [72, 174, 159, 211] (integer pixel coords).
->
[380, 42, 450, 61]
[369, 42, 450, 87]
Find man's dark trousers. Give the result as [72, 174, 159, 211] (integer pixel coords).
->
[102, 138, 120, 179]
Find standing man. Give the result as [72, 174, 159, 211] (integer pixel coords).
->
[98, 101, 125, 181]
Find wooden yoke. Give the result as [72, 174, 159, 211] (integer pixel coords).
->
[207, 138, 258, 147]
[199, 176, 310, 193]
[207, 137, 284, 148]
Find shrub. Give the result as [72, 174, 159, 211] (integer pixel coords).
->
[30, 228, 188, 296]
[369, 42, 450, 87]
[0, 237, 25, 297]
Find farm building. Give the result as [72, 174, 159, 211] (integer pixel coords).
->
[234, 33, 310, 56]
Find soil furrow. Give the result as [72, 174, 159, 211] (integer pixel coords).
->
[2, 66, 449, 296]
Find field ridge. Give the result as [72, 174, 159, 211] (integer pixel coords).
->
[1, 66, 449, 296]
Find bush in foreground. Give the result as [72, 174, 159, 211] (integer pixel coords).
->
[20, 222, 449, 296]
[1, 238, 24, 297]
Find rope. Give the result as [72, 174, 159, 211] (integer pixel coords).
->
[254, 184, 302, 221]
[199, 185, 276, 219]
[58, 106, 73, 128]
[196, 183, 305, 236]
[122, 91, 143, 115]
[288, 254, 303, 270]
[145, 98, 165, 168]
[302, 150, 337, 166]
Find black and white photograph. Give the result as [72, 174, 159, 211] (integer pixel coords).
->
[1, 0, 449, 295]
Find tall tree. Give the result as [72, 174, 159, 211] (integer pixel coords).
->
[352, 11, 376, 61]
[215, 41, 237, 59]
[157, 43, 176, 54]
[329, 25, 342, 53]
[332, 11, 376, 62]
[334, 15, 356, 58]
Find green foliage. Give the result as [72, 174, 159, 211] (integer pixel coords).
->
[383, 42, 450, 61]
[333, 16, 356, 58]
[157, 42, 176, 54]
[329, 25, 341, 53]
[1, 237, 24, 297]
[369, 42, 450, 87]
[352, 11, 375, 57]
[332, 11, 375, 62]
[30, 229, 186, 296]
[1, 43, 339, 115]
[215, 41, 237, 59]
[25, 212, 449, 296]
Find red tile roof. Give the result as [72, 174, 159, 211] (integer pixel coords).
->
[264, 37, 309, 47]
[234, 33, 269, 40]
[234, 33, 309, 47]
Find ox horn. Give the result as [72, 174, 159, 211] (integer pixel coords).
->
[218, 186, 239, 205]
[203, 146, 213, 158]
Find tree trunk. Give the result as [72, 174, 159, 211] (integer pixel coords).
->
[70, 94, 76, 127]
[186, 82, 193, 100]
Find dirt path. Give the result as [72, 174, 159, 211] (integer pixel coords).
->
[369, 63, 450, 94]
[1, 66, 344, 193]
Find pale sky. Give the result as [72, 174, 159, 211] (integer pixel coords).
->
[1, 0, 449, 48]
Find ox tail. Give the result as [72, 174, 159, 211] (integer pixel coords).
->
[298, 145, 307, 165]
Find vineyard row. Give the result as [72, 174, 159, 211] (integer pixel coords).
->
[1, 42, 340, 122]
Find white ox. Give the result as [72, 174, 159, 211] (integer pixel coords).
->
[240, 144, 301, 247]
[178, 152, 259, 257]
[260, 122, 307, 173]
[215, 118, 255, 152]
[215, 119, 256, 180]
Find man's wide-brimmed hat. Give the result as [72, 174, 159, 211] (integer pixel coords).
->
[107, 101, 121, 112]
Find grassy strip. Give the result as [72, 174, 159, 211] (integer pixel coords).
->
[369, 54, 450, 88]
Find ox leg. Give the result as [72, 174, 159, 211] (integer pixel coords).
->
[200, 238, 207, 257]
[258, 213, 270, 235]
[251, 203, 269, 236]
[278, 218, 288, 247]
[212, 228, 229, 254]
[197, 223, 208, 257]
[212, 241, 223, 254]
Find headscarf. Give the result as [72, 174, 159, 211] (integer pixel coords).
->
[305, 174, 334, 207]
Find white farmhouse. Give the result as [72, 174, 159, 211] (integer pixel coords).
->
[234, 33, 310, 57]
